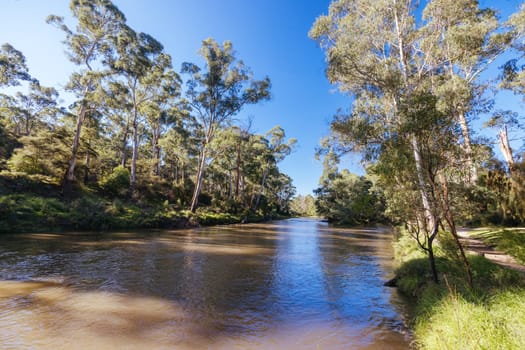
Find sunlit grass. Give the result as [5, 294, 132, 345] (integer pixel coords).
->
[394, 230, 525, 349]
[415, 290, 525, 350]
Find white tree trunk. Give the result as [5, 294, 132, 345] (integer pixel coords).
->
[65, 104, 87, 183]
[498, 124, 514, 169]
[458, 111, 478, 183]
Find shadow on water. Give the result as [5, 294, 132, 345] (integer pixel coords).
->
[0, 218, 411, 349]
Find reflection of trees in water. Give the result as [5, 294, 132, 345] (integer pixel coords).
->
[316, 224, 407, 336]
[0, 221, 410, 347]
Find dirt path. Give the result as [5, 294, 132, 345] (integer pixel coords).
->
[458, 229, 525, 274]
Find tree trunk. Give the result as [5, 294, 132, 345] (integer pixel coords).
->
[411, 135, 434, 228]
[458, 111, 478, 184]
[130, 110, 139, 196]
[120, 130, 129, 167]
[84, 149, 90, 185]
[440, 174, 473, 288]
[253, 166, 269, 212]
[235, 141, 241, 198]
[63, 104, 87, 194]
[153, 137, 161, 176]
[190, 146, 207, 213]
[428, 232, 439, 284]
[499, 124, 514, 170]
[411, 135, 441, 284]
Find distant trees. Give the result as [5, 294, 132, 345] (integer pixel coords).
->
[315, 170, 385, 225]
[0, 0, 295, 218]
[290, 194, 317, 217]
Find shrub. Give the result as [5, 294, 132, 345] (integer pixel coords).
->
[99, 166, 130, 197]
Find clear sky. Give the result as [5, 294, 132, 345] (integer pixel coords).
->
[1, 0, 523, 195]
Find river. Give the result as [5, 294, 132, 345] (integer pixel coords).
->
[0, 218, 411, 349]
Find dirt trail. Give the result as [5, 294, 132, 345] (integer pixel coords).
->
[458, 229, 525, 274]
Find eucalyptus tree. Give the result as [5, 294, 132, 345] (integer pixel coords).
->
[500, 3, 525, 167]
[47, 0, 127, 192]
[0, 43, 32, 164]
[206, 127, 244, 203]
[109, 27, 181, 193]
[421, 0, 513, 184]
[0, 82, 59, 137]
[315, 170, 385, 225]
[501, 2, 525, 97]
[159, 114, 194, 189]
[310, 0, 476, 284]
[141, 70, 181, 177]
[181, 38, 271, 212]
[253, 126, 296, 212]
[490, 4, 525, 223]
[0, 43, 32, 87]
[266, 173, 296, 214]
[98, 80, 133, 168]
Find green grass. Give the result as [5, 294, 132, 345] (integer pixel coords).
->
[415, 289, 525, 350]
[473, 228, 525, 264]
[394, 230, 525, 349]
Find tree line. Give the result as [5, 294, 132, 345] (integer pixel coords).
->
[0, 0, 296, 219]
[310, 0, 525, 285]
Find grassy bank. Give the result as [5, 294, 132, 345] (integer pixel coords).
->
[393, 231, 525, 349]
[471, 228, 525, 264]
[0, 173, 271, 233]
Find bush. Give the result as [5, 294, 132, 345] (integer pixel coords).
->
[99, 166, 130, 197]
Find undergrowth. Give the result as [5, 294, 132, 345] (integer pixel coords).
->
[393, 229, 525, 349]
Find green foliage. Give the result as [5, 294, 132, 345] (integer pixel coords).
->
[194, 210, 241, 226]
[476, 162, 525, 225]
[315, 170, 385, 225]
[0, 194, 68, 232]
[0, 122, 20, 170]
[7, 128, 71, 180]
[99, 165, 130, 196]
[181, 38, 271, 212]
[0, 43, 32, 86]
[0, 1, 296, 231]
[290, 194, 317, 217]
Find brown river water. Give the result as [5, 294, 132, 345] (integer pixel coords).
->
[0, 218, 411, 349]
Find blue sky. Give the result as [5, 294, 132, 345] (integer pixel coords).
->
[1, 0, 523, 195]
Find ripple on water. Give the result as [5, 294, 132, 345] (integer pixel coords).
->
[0, 220, 410, 349]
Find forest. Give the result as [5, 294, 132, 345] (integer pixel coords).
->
[0, 1, 297, 232]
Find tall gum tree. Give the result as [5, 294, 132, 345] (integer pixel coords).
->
[253, 126, 296, 212]
[181, 38, 270, 212]
[421, 0, 513, 184]
[109, 28, 180, 195]
[0, 82, 59, 137]
[310, 0, 482, 284]
[47, 0, 126, 194]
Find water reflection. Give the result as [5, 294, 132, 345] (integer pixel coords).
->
[0, 218, 410, 349]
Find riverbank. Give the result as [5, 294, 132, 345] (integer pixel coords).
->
[393, 229, 525, 349]
[0, 173, 281, 233]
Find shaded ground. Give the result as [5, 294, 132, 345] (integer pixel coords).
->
[458, 229, 525, 274]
